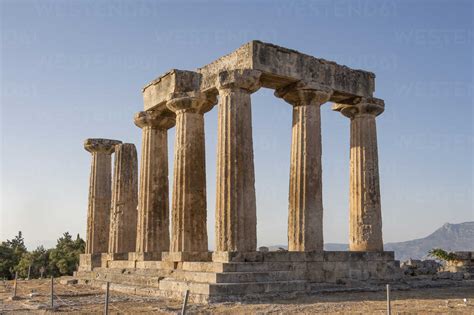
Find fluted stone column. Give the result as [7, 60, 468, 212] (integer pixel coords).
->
[166, 92, 215, 259]
[134, 110, 175, 256]
[333, 97, 385, 252]
[275, 81, 332, 252]
[215, 70, 261, 252]
[84, 138, 121, 254]
[108, 143, 138, 254]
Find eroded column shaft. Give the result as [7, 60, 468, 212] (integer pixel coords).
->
[288, 104, 323, 251]
[86, 152, 112, 254]
[108, 143, 138, 253]
[275, 81, 331, 252]
[333, 97, 385, 252]
[170, 111, 208, 252]
[349, 114, 383, 251]
[215, 88, 257, 252]
[84, 138, 121, 254]
[136, 127, 170, 253]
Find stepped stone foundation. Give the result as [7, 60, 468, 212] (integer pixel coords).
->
[76, 251, 400, 303]
[76, 41, 400, 302]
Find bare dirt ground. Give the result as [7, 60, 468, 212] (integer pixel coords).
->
[1, 279, 473, 314]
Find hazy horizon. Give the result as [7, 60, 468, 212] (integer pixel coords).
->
[1, 0, 473, 250]
[9, 220, 471, 252]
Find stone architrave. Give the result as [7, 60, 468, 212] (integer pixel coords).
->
[275, 81, 332, 252]
[84, 138, 122, 254]
[215, 69, 261, 252]
[166, 91, 216, 255]
[134, 110, 175, 255]
[333, 97, 385, 252]
[108, 143, 139, 254]
[142, 41, 376, 113]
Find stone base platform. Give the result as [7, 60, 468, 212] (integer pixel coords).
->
[75, 251, 401, 303]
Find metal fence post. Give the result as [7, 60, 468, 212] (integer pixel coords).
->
[13, 272, 18, 298]
[50, 276, 54, 310]
[386, 284, 391, 315]
[104, 281, 110, 315]
[181, 289, 189, 315]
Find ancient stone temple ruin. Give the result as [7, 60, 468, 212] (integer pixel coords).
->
[75, 41, 400, 302]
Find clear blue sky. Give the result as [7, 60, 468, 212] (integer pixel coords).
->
[1, 0, 472, 250]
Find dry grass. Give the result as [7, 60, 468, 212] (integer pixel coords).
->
[1, 278, 473, 314]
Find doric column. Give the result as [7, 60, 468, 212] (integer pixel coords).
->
[215, 69, 261, 252]
[333, 97, 385, 252]
[275, 81, 332, 252]
[84, 138, 121, 254]
[108, 143, 138, 253]
[166, 91, 216, 255]
[134, 110, 175, 255]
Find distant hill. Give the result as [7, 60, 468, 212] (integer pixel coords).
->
[385, 222, 474, 260]
[268, 222, 474, 261]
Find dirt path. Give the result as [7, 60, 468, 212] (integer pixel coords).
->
[1, 279, 473, 314]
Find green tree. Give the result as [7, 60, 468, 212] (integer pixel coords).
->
[48, 233, 85, 276]
[16, 246, 51, 279]
[7, 231, 27, 254]
[0, 231, 28, 279]
[428, 248, 459, 262]
[0, 242, 16, 279]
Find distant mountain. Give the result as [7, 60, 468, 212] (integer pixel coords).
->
[267, 222, 474, 261]
[385, 222, 474, 261]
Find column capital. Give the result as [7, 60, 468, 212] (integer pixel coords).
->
[217, 69, 262, 93]
[166, 91, 217, 114]
[84, 138, 122, 154]
[333, 97, 385, 118]
[134, 110, 175, 130]
[275, 81, 333, 106]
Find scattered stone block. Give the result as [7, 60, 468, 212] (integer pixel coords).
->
[401, 259, 440, 276]
[60, 277, 78, 285]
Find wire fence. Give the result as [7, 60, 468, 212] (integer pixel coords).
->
[2, 278, 473, 314]
[1, 277, 182, 314]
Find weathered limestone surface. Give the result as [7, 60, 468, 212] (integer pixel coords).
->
[84, 138, 121, 254]
[108, 143, 138, 253]
[333, 97, 384, 252]
[134, 110, 175, 254]
[199, 41, 375, 97]
[276, 81, 332, 251]
[78, 252, 111, 271]
[215, 69, 261, 252]
[143, 41, 375, 111]
[78, 41, 395, 303]
[166, 92, 216, 254]
[143, 70, 203, 112]
[444, 251, 474, 273]
[75, 250, 400, 303]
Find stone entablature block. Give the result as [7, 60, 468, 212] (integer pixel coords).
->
[143, 41, 375, 111]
